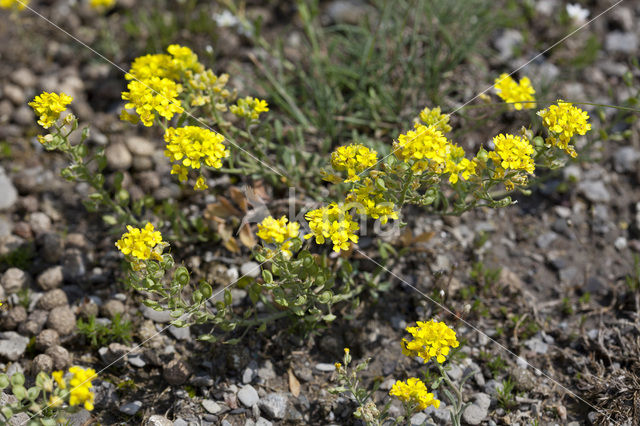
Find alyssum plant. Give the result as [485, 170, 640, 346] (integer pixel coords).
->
[28, 45, 592, 342]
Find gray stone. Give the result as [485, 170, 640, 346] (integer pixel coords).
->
[106, 143, 133, 170]
[0, 332, 29, 361]
[168, 325, 191, 340]
[1, 268, 27, 294]
[326, 0, 373, 24]
[1, 306, 26, 330]
[93, 379, 118, 409]
[126, 136, 156, 157]
[146, 415, 173, 426]
[524, 337, 548, 354]
[46, 345, 71, 370]
[314, 363, 336, 372]
[242, 366, 255, 383]
[410, 412, 428, 425]
[255, 418, 273, 426]
[237, 384, 259, 407]
[128, 353, 146, 368]
[35, 329, 60, 351]
[190, 374, 214, 387]
[120, 400, 143, 416]
[37, 288, 68, 310]
[202, 399, 222, 414]
[37, 265, 64, 290]
[31, 353, 53, 373]
[613, 147, 640, 173]
[473, 392, 491, 410]
[257, 360, 276, 382]
[12, 106, 33, 126]
[98, 343, 129, 367]
[446, 364, 463, 381]
[62, 249, 86, 281]
[494, 29, 523, 60]
[101, 299, 125, 318]
[258, 393, 288, 420]
[462, 403, 488, 425]
[605, 31, 638, 54]
[163, 359, 191, 385]
[19, 310, 49, 336]
[141, 305, 172, 323]
[484, 379, 504, 397]
[11, 68, 37, 88]
[47, 306, 76, 335]
[240, 261, 260, 278]
[28, 212, 52, 236]
[535, 232, 557, 249]
[3, 84, 24, 105]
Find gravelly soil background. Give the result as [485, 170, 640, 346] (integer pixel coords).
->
[1, 0, 640, 425]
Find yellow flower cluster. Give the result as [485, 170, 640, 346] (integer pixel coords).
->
[401, 320, 459, 364]
[330, 144, 378, 183]
[187, 70, 232, 107]
[89, 0, 115, 10]
[257, 216, 300, 258]
[304, 203, 359, 252]
[115, 223, 164, 261]
[389, 377, 440, 410]
[68, 366, 97, 411]
[494, 73, 536, 110]
[164, 126, 229, 190]
[394, 124, 450, 174]
[121, 77, 184, 127]
[0, 0, 27, 10]
[444, 145, 477, 184]
[28, 92, 73, 129]
[489, 133, 535, 175]
[346, 178, 398, 224]
[230, 96, 269, 120]
[537, 100, 591, 158]
[419, 106, 452, 134]
[126, 44, 203, 82]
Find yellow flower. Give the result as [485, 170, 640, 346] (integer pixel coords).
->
[330, 144, 378, 183]
[394, 124, 451, 174]
[444, 145, 477, 184]
[68, 366, 96, 411]
[89, 0, 115, 10]
[419, 106, 452, 134]
[194, 176, 208, 191]
[126, 54, 175, 82]
[257, 216, 300, 258]
[121, 77, 183, 127]
[489, 133, 535, 174]
[401, 320, 459, 364]
[537, 100, 591, 158]
[346, 178, 398, 224]
[164, 126, 229, 189]
[494, 73, 536, 110]
[167, 44, 204, 76]
[389, 377, 440, 410]
[28, 92, 73, 129]
[0, 0, 28, 10]
[52, 370, 66, 389]
[304, 203, 359, 253]
[115, 223, 164, 261]
[230, 96, 269, 120]
[48, 395, 64, 408]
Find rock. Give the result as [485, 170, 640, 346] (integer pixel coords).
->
[613, 147, 640, 173]
[31, 353, 53, 373]
[494, 29, 523, 60]
[463, 403, 488, 425]
[240, 261, 261, 278]
[93, 379, 117, 409]
[39, 233, 63, 263]
[120, 400, 143, 416]
[106, 143, 133, 170]
[101, 299, 125, 318]
[1, 306, 27, 330]
[12, 106, 33, 126]
[37, 266, 64, 290]
[126, 136, 156, 157]
[19, 310, 49, 336]
[446, 364, 463, 381]
[577, 180, 610, 204]
[257, 360, 276, 382]
[146, 415, 173, 426]
[314, 363, 336, 372]
[128, 353, 146, 368]
[11, 68, 37, 88]
[202, 399, 222, 414]
[35, 329, 60, 351]
[47, 306, 76, 335]
[326, 0, 373, 24]
[77, 299, 99, 319]
[62, 249, 86, 281]
[258, 393, 288, 420]
[46, 345, 71, 370]
[535, 232, 557, 249]
[37, 289, 68, 310]
[484, 379, 504, 397]
[255, 418, 273, 426]
[163, 359, 191, 385]
[473, 392, 491, 410]
[98, 343, 130, 367]
[28, 212, 52, 236]
[524, 337, 548, 354]
[615, 237, 627, 251]
[3, 83, 25, 105]
[141, 305, 172, 323]
[605, 31, 638, 54]
[1, 268, 27, 294]
[0, 331, 29, 361]
[242, 366, 255, 384]
[238, 385, 259, 407]
[66, 409, 92, 426]
[410, 412, 428, 425]
[168, 325, 191, 341]
[509, 367, 537, 392]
